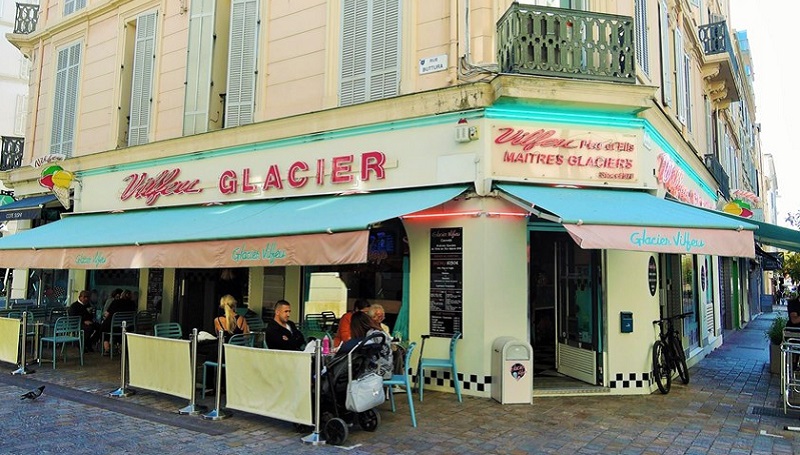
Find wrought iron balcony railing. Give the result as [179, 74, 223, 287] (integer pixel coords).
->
[703, 154, 730, 200]
[1, 137, 24, 171]
[497, 4, 635, 84]
[14, 3, 40, 35]
[698, 21, 739, 75]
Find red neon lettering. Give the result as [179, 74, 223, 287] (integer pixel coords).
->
[288, 161, 309, 188]
[121, 169, 202, 206]
[219, 170, 237, 194]
[242, 168, 257, 192]
[263, 165, 284, 190]
[361, 151, 386, 181]
[331, 155, 353, 184]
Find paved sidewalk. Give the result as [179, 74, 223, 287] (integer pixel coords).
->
[1, 309, 799, 454]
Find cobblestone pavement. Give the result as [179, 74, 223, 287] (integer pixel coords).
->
[1, 308, 799, 454]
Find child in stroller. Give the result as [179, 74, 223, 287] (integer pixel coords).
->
[317, 327, 392, 445]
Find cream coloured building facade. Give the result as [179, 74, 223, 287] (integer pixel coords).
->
[2, 0, 796, 398]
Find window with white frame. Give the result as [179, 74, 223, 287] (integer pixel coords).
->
[674, 28, 686, 125]
[225, 0, 259, 128]
[517, 0, 588, 8]
[50, 41, 82, 157]
[128, 10, 158, 146]
[683, 52, 692, 131]
[14, 95, 28, 136]
[339, 0, 400, 106]
[64, 0, 86, 16]
[634, 0, 649, 77]
[658, 0, 671, 106]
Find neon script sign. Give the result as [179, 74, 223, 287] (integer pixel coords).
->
[231, 242, 287, 264]
[656, 154, 712, 209]
[492, 126, 638, 182]
[121, 169, 202, 206]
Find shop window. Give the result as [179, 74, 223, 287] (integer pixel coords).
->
[680, 255, 700, 349]
[28, 269, 69, 305]
[339, 0, 400, 106]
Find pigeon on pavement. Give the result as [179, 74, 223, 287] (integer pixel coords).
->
[20, 385, 45, 400]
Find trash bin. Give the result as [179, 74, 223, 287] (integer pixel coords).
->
[491, 336, 533, 404]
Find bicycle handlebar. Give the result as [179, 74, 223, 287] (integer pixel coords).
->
[652, 311, 694, 325]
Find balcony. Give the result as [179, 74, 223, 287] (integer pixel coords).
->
[14, 3, 40, 35]
[497, 4, 635, 84]
[1, 137, 24, 171]
[698, 21, 741, 107]
[703, 154, 730, 200]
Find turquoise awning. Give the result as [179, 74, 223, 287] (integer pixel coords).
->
[498, 183, 757, 257]
[698, 210, 800, 252]
[0, 186, 468, 269]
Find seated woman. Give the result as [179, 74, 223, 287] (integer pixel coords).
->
[214, 294, 250, 342]
[337, 311, 393, 380]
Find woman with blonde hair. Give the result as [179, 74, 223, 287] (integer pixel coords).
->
[214, 294, 249, 342]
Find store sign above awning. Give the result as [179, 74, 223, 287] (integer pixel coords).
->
[0, 194, 58, 221]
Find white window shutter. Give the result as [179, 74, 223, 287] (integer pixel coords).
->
[674, 28, 685, 125]
[340, 0, 400, 106]
[50, 42, 81, 158]
[225, 0, 259, 128]
[369, 0, 400, 100]
[684, 53, 692, 131]
[340, 0, 369, 106]
[184, 0, 216, 135]
[64, 0, 75, 15]
[128, 11, 158, 147]
[14, 95, 28, 136]
[659, 1, 672, 107]
[634, 0, 649, 76]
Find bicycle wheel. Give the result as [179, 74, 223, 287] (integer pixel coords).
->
[652, 340, 672, 394]
[670, 333, 689, 384]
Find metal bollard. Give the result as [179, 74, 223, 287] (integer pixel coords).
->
[109, 321, 135, 397]
[180, 328, 208, 415]
[302, 339, 325, 445]
[203, 329, 230, 420]
[12, 311, 34, 375]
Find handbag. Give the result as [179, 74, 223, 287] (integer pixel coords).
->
[345, 372, 385, 412]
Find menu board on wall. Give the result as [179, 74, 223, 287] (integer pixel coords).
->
[147, 268, 164, 313]
[430, 227, 463, 337]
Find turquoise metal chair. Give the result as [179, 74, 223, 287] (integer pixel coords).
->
[39, 316, 83, 369]
[153, 322, 182, 339]
[102, 311, 136, 359]
[384, 342, 417, 427]
[134, 310, 156, 335]
[244, 313, 264, 332]
[416, 332, 462, 402]
[202, 333, 249, 398]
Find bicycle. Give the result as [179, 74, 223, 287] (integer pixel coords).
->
[651, 312, 693, 394]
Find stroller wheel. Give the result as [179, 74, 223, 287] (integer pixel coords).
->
[324, 417, 348, 446]
[358, 408, 381, 432]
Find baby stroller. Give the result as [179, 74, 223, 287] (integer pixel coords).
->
[317, 331, 389, 445]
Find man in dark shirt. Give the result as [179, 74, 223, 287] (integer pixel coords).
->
[264, 300, 305, 351]
[68, 290, 101, 353]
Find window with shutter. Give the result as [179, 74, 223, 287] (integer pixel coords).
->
[64, 0, 86, 16]
[14, 95, 27, 136]
[674, 28, 685, 125]
[683, 53, 692, 131]
[634, 0, 649, 77]
[340, 0, 400, 106]
[225, 0, 259, 128]
[128, 11, 158, 147]
[658, 1, 672, 107]
[50, 42, 81, 158]
[184, 0, 216, 135]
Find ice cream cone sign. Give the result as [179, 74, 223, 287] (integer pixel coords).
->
[39, 164, 73, 209]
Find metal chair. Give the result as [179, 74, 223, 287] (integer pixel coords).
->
[202, 333, 250, 398]
[244, 313, 264, 332]
[415, 332, 462, 402]
[134, 310, 156, 335]
[153, 322, 183, 339]
[102, 311, 136, 359]
[39, 316, 83, 369]
[384, 342, 418, 427]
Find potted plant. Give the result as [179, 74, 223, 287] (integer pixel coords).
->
[766, 314, 788, 374]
